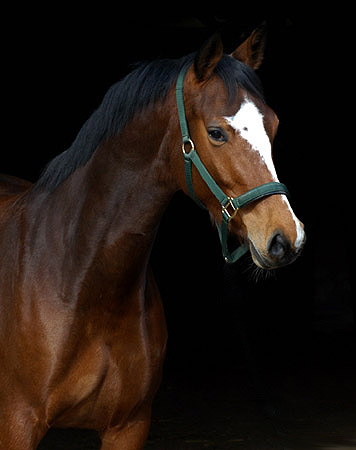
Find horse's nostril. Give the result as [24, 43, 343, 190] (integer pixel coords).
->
[268, 233, 288, 259]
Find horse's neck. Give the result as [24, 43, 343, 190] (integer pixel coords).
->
[79, 135, 175, 269]
[26, 105, 178, 301]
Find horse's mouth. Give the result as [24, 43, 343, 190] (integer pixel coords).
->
[248, 239, 303, 270]
[249, 242, 274, 269]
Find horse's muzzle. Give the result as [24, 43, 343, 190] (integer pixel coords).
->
[249, 231, 306, 269]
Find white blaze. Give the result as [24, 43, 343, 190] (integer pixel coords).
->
[282, 197, 305, 248]
[224, 98, 278, 181]
[224, 98, 305, 249]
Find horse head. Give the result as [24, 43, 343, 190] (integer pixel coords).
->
[177, 27, 305, 269]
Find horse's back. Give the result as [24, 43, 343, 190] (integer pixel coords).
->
[0, 174, 32, 197]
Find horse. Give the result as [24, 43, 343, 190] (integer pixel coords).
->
[0, 26, 305, 449]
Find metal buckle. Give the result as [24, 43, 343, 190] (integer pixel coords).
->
[182, 138, 195, 155]
[222, 197, 238, 221]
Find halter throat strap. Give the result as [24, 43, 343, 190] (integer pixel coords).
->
[175, 64, 289, 263]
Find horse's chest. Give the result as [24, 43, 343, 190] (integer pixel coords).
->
[50, 295, 167, 428]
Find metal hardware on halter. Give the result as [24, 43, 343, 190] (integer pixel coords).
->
[182, 138, 195, 155]
[222, 197, 239, 221]
[175, 64, 289, 263]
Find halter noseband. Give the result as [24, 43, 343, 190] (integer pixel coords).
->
[175, 64, 289, 263]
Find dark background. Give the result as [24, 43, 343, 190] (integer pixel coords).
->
[2, 6, 354, 449]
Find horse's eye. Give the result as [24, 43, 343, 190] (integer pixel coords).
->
[208, 128, 227, 143]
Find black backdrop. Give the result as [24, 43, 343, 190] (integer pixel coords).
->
[1, 7, 354, 447]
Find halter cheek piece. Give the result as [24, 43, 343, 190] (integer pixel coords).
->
[176, 64, 289, 263]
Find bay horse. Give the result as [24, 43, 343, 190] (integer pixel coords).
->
[0, 27, 305, 449]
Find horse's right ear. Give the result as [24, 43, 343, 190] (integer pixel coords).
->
[194, 34, 224, 81]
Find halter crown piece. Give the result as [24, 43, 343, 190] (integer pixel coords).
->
[175, 63, 290, 263]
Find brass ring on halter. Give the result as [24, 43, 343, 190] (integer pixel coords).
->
[181, 138, 195, 155]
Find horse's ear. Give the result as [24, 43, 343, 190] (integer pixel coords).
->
[194, 33, 224, 81]
[231, 24, 266, 70]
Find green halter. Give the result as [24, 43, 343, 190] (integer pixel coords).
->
[175, 64, 289, 263]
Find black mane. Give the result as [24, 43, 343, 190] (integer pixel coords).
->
[35, 53, 263, 191]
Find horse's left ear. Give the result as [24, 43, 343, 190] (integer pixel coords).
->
[194, 33, 224, 81]
[231, 24, 267, 70]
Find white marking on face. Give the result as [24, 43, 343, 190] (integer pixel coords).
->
[224, 97, 305, 249]
[224, 98, 278, 181]
[282, 197, 305, 248]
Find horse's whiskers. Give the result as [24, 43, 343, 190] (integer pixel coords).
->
[247, 261, 275, 283]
